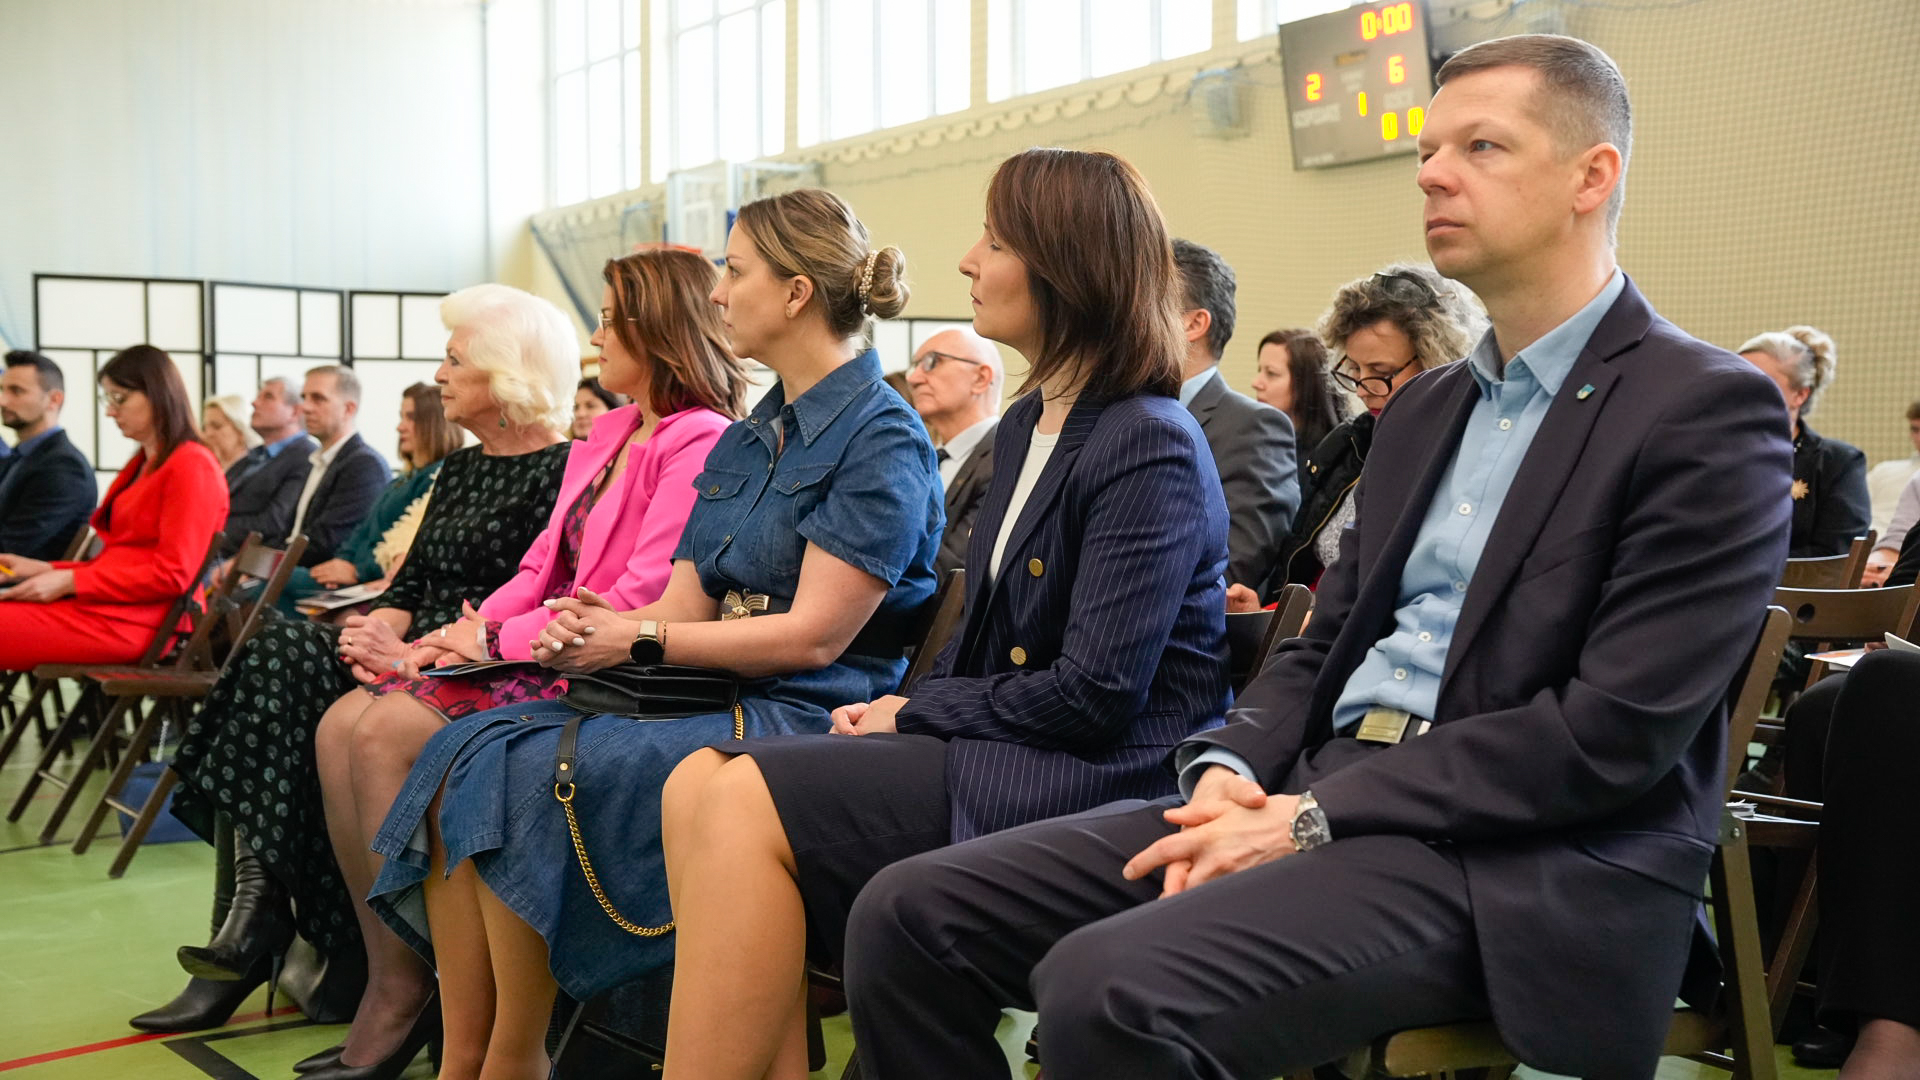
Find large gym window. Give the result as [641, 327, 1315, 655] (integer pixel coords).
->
[986, 0, 1213, 104]
[648, 0, 787, 183]
[796, 0, 972, 147]
[551, 0, 645, 205]
[1236, 0, 1354, 41]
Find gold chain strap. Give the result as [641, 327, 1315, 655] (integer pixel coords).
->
[554, 703, 746, 937]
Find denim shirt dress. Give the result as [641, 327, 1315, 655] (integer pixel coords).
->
[365, 349, 945, 997]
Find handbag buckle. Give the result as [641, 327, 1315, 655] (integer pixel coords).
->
[721, 589, 771, 621]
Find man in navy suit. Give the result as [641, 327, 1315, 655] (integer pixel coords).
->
[843, 35, 1795, 1080]
[281, 366, 390, 567]
[219, 376, 316, 558]
[0, 351, 95, 561]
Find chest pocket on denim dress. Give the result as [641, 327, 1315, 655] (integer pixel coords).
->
[757, 462, 835, 574]
[685, 468, 752, 565]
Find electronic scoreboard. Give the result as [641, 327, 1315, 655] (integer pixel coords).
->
[1281, 1, 1436, 169]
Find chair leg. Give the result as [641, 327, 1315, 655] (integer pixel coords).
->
[6, 685, 104, 822]
[73, 695, 165, 857]
[807, 995, 827, 1073]
[107, 765, 177, 879]
[33, 697, 135, 843]
[1764, 854, 1820, 1038]
[1709, 821, 1781, 1080]
[0, 678, 57, 772]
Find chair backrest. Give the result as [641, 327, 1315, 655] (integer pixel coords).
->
[1770, 583, 1920, 645]
[1225, 585, 1315, 694]
[900, 568, 966, 694]
[1265, 583, 1314, 658]
[1779, 532, 1875, 589]
[1723, 606, 1792, 795]
[125, 532, 226, 668]
[212, 533, 309, 675]
[59, 524, 97, 561]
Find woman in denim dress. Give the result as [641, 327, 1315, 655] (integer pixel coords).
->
[361, 189, 941, 1080]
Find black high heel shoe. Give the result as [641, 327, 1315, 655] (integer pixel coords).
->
[178, 842, 295, 981]
[128, 952, 284, 1032]
[301, 993, 441, 1080]
[292, 1044, 344, 1073]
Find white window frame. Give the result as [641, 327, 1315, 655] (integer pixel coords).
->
[651, 0, 786, 183]
[796, 0, 972, 149]
[1238, 0, 1356, 42]
[549, 0, 644, 206]
[988, 0, 1215, 104]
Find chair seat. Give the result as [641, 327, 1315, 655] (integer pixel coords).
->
[1358, 1009, 1716, 1077]
[89, 671, 220, 697]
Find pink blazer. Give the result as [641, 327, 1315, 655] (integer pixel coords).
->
[478, 404, 730, 660]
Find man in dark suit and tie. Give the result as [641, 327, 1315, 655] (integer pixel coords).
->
[281, 365, 390, 566]
[843, 36, 1796, 1080]
[1171, 239, 1300, 591]
[903, 328, 1003, 576]
[0, 350, 95, 561]
[220, 376, 316, 557]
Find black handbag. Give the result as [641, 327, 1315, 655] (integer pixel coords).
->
[557, 662, 739, 720]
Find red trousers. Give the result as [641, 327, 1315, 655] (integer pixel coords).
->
[0, 598, 161, 671]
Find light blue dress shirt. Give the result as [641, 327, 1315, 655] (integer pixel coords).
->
[1177, 368, 1215, 409]
[8, 424, 63, 460]
[1179, 270, 1626, 799]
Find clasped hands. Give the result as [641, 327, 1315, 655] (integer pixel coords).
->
[339, 602, 489, 683]
[829, 695, 907, 736]
[1122, 765, 1303, 899]
[531, 588, 638, 673]
[0, 554, 73, 603]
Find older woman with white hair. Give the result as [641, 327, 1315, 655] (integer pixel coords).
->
[136, 284, 577, 1037]
[1738, 325, 1870, 557]
[201, 393, 262, 469]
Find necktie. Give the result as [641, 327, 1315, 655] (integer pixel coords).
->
[936, 448, 951, 464]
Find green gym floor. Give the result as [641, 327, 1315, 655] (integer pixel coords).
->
[0, 722, 1832, 1080]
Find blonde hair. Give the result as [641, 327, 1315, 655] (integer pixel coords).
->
[439, 284, 578, 432]
[733, 189, 909, 339]
[1739, 325, 1838, 418]
[204, 394, 261, 449]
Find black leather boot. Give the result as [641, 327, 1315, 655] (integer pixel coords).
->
[178, 838, 295, 980]
[128, 953, 280, 1032]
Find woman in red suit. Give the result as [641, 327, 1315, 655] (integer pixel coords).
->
[0, 345, 228, 670]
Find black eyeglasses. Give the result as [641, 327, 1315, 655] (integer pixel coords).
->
[912, 351, 986, 374]
[1331, 356, 1419, 397]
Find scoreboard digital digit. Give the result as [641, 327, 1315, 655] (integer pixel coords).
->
[1281, 1, 1435, 170]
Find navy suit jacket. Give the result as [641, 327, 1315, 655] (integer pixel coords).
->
[1186, 278, 1794, 1077]
[897, 392, 1233, 842]
[221, 434, 317, 557]
[291, 432, 392, 566]
[0, 428, 96, 561]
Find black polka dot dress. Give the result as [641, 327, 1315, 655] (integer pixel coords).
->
[170, 441, 570, 957]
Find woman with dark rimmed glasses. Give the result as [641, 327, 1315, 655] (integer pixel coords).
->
[1241, 264, 1481, 602]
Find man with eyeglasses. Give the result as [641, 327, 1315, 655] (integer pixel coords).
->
[843, 35, 1794, 1080]
[218, 376, 316, 558]
[902, 328, 1003, 576]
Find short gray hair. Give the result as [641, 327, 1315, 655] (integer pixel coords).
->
[1437, 34, 1632, 243]
[439, 284, 579, 432]
[305, 364, 361, 404]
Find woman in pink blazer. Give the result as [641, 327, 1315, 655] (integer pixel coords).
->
[296, 249, 747, 1075]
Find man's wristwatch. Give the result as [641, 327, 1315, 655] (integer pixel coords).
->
[1289, 790, 1331, 852]
[628, 620, 665, 666]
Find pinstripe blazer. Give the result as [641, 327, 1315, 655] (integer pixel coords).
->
[895, 391, 1232, 841]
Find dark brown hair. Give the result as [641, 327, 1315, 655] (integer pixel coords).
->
[402, 381, 463, 468]
[732, 189, 909, 339]
[1256, 329, 1348, 452]
[1906, 399, 1920, 423]
[986, 148, 1183, 400]
[97, 345, 202, 467]
[604, 247, 750, 419]
[1436, 34, 1631, 240]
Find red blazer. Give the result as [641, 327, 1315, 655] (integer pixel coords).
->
[57, 442, 228, 608]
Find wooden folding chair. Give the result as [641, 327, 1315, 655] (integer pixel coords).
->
[69, 533, 307, 877]
[4, 533, 254, 842]
[1, 533, 222, 816]
[1778, 534, 1875, 590]
[1323, 606, 1796, 1080]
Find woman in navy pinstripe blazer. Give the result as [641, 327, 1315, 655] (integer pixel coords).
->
[654, 148, 1232, 1079]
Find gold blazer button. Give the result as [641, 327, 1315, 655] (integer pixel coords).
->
[1027, 558, 1044, 577]
[1010, 646, 1028, 666]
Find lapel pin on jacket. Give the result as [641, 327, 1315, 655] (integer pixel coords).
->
[1576, 384, 1596, 400]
